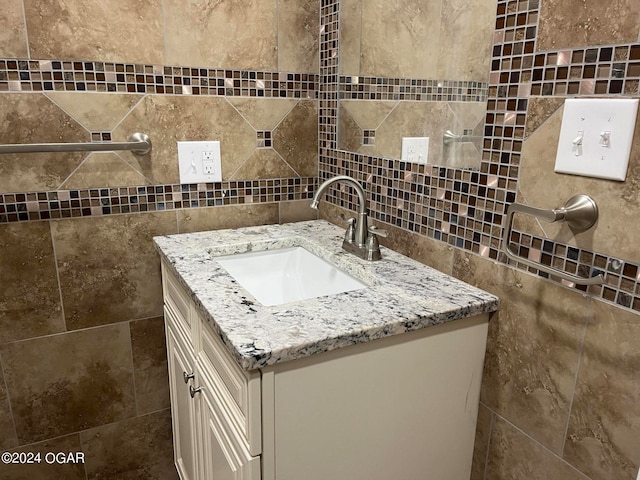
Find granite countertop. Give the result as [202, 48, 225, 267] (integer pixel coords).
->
[153, 220, 499, 371]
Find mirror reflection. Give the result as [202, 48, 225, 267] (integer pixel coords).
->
[337, 0, 496, 169]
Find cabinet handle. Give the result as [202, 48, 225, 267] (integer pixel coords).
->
[189, 385, 202, 398]
[183, 371, 195, 384]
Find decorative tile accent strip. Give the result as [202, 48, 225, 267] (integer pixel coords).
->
[362, 130, 375, 146]
[339, 76, 488, 102]
[256, 131, 272, 148]
[0, 59, 319, 98]
[0, 178, 317, 223]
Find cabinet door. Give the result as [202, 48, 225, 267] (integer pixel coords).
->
[198, 371, 261, 480]
[167, 321, 199, 480]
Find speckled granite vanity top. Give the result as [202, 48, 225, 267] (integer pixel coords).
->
[154, 220, 499, 371]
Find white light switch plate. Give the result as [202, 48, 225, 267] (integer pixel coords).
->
[401, 137, 429, 164]
[554, 98, 638, 181]
[177, 141, 222, 183]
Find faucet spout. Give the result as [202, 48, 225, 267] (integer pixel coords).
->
[311, 175, 369, 248]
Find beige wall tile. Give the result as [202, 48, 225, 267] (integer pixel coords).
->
[164, 0, 277, 70]
[45, 92, 143, 132]
[278, 0, 319, 73]
[359, 0, 442, 78]
[524, 98, 564, 140]
[538, 0, 640, 51]
[80, 409, 177, 480]
[114, 96, 255, 184]
[0, 94, 88, 193]
[279, 200, 318, 224]
[340, 100, 399, 130]
[177, 204, 279, 234]
[486, 417, 590, 480]
[564, 301, 640, 480]
[0, 0, 28, 58]
[3, 434, 85, 479]
[231, 148, 297, 180]
[337, 104, 364, 152]
[453, 251, 590, 453]
[470, 404, 492, 480]
[130, 316, 170, 415]
[227, 98, 298, 131]
[520, 103, 640, 264]
[438, 0, 495, 81]
[0, 366, 17, 450]
[23, 0, 164, 64]
[338, 0, 362, 75]
[60, 153, 150, 189]
[0, 221, 64, 344]
[1, 324, 136, 444]
[272, 100, 318, 177]
[51, 211, 178, 330]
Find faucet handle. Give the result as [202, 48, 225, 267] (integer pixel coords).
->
[367, 224, 388, 238]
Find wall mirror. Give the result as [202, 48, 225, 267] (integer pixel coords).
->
[337, 0, 496, 169]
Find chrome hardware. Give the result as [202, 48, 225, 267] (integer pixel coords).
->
[189, 385, 202, 398]
[443, 130, 483, 146]
[0, 132, 152, 156]
[310, 175, 387, 261]
[183, 371, 195, 384]
[501, 195, 604, 285]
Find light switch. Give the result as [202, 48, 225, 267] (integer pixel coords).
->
[554, 98, 639, 181]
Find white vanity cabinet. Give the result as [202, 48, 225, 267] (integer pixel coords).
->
[162, 260, 490, 480]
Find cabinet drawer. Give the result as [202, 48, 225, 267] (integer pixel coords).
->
[162, 261, 192, 341]
[199, 320, 262, 455]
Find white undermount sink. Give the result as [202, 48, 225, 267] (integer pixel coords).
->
[215, 246, 368, 306]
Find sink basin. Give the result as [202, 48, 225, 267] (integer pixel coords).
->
[215, 246, 368, 306]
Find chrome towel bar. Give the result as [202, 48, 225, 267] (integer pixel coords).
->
[501, 195, 605, 285]
[0, 132, 152, 156]
[443, 130, 483, 145]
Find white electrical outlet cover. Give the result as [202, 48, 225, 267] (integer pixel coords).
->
[401, 137, 430, 164]
[554, 98, 638, 181]
[177, 141, 222, 184]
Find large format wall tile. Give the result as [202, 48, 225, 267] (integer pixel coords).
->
[485, 418, 590, 480]
[537, 0, 640, 51]
[59, 152, 150, 189]
[359, 0, 442, 78]
[51, 211, 178, 330]
[177, 204, 279, 234]
[23, 0, 164, 65]
[453, 251, 590, 454]
[227, 98, 299, 131]
[272, 100, 318, 177]
[0, 366, 17, 450]
[130, 316, 170, 415]
[114, 96, 255, 184]
[519, 103, 640, 264]
[338, 0, 362, 75]
[164, 0, 277, 70]
[80, 409, 178, 480]
[438, 0, 495, 81]
[279, 200, 318, 224]
[231, 148, 297, 180]
[0, 94, 88, 193]
[0, 0, 28, 58]
[3, 434, 85, 480]
[1, 324, 136, 444]
[278, 0, 319, 73]
[564, 301, 640, 480]
[0, 221, 64, 344]
[45, 92, 143, 132]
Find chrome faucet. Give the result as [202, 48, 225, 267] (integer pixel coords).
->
[310, 175, 387, 261]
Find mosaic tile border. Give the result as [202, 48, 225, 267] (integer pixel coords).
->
[0, 59, 319, 99]
[0, 178, 317, 223]
[339, 76, 488, 102]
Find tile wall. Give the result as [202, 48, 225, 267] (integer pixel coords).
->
[0, 1, 319, 478]
[318, 0, 640, 479]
